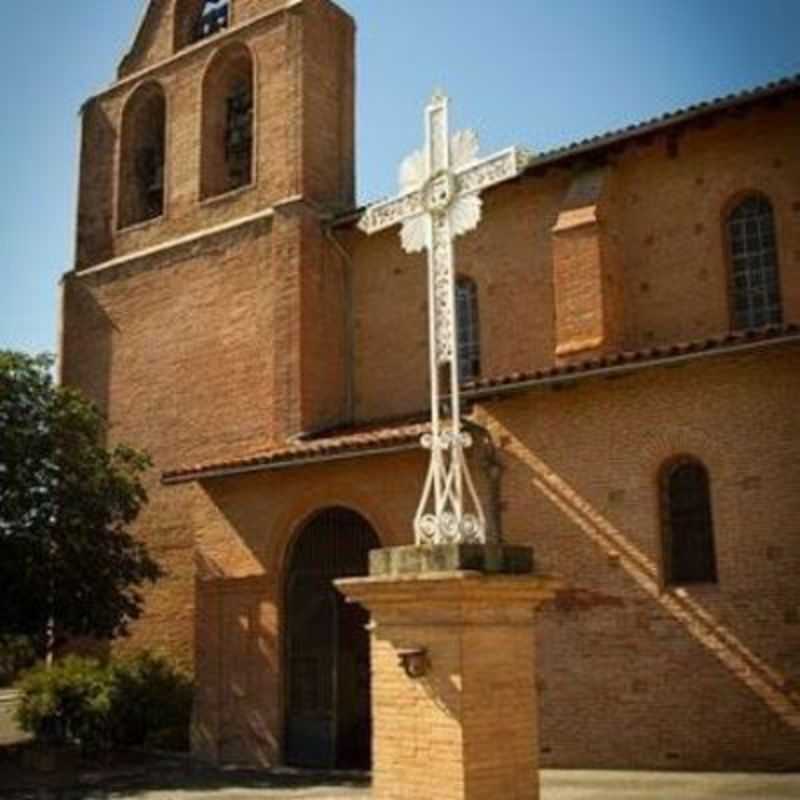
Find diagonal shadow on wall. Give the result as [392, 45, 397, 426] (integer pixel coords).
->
[478, 410, 800, 733]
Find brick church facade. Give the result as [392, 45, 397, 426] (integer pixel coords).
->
[61, 0, 800, 771]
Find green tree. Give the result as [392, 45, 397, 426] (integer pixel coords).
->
[0, 351, 161, 657]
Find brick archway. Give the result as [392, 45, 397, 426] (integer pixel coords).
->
[283, 507, 380, 770]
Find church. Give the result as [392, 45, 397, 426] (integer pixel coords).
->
[60, 0, 800, 772]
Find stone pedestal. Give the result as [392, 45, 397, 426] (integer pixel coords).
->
[336, 545, 561, 800]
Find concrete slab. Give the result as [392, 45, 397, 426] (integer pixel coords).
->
[76, 770, 800, 800]
[542, 770, 800, 799]
[85, 771, 800, 800]
[0, 690, 27, 746]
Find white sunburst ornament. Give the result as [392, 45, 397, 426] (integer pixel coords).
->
[398, 123, 485, 254]
[359, 90, 531, 546]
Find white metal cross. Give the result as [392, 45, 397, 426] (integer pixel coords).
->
[359, 91, 529, 545]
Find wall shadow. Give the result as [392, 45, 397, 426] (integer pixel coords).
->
[478, 409, 800, 734]
[0, 747, 370, 800]
[61, 277, 116, 432]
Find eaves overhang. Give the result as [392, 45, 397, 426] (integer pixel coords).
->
[161, 324, 800, 485]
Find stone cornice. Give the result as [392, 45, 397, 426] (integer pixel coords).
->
[68, 206, 275, 281]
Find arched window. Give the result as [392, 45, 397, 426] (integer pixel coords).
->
[660, 457, 718, 586]
[456, 276, 481, 382]
[174, 0, 230, 52]
[727, 195, 782, 330]
[118, 83, 166, 229]
[200, 43, 254, 199]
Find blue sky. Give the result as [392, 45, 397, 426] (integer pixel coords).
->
[1, 0, 798, 355]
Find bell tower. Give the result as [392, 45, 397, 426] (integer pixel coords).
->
[60, 0, 356, 671]
[66, 0, 356, 439]
[75, 0, 355, 262]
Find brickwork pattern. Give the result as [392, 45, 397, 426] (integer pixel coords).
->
[179, 352, 800, 770]
[119, 0, 294, 80]
[78, 0, 354, 270]
[61, 0, 800, 773]
[337, 575, 554, 800]
[349, 100, 800, 419]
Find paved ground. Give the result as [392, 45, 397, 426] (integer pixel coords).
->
[1, 754, 798, 800]
[1, 709, 798, 800]
[0, 689, 27, 746]
[543, 770, 800, 799]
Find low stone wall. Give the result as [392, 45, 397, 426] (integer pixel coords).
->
[0, 689, 24, 745]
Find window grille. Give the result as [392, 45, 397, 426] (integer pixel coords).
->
[727, 195, 782, 329]
[225, 80, 253, 189]
[456, 277, 481, 382]
[661, 458, 718, 586]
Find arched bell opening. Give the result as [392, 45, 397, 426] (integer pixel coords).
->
[174, 0, 231, 52]
[200, 42, 255, 199]
[283, 507, 380, 770]
[118, 81, 167, 229]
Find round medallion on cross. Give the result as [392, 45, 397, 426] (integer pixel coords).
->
[423, 170, 456, 215]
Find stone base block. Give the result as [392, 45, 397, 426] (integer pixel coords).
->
[369, 543, 534, 577]
[337, 547, 561, 800]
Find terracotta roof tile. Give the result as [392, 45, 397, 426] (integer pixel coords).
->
[163, 422, 428, 483]
[464, 323, 800, 396]
[334, 73, 800, 227]
[525, 74, 800, 170]
[163, 324, 800, 483]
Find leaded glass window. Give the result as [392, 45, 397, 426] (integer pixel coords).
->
[727, 196, 782, 329]
[661, 458, 718, 586]
[456, 277, 481, 382]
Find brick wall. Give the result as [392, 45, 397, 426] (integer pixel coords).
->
[119, 0, 292, 79]
[77, 0, 354, 270]
[63, 219, 276, 666]
[186, 351, 800, 769]
[349, 99, 800, 419]
[189, 450, 425, 765]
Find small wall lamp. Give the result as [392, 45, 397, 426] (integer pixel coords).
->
[398, 648, 429, 679]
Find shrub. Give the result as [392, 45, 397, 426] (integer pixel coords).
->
[15, 655, 112, 752]
[109, 652, 193, 750]
[14, 652, 193, 754]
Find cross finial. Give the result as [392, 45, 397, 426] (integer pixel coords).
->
[358, 94, 528, 545]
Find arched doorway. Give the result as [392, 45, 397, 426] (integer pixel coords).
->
[284, 507, 380, 770]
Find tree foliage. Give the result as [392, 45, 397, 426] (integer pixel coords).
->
[0, 351, 161, 654]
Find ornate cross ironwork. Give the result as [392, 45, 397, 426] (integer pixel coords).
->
[359, 91, 529, 545]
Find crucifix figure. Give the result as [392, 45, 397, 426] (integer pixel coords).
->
[359, 91, 529, 545]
